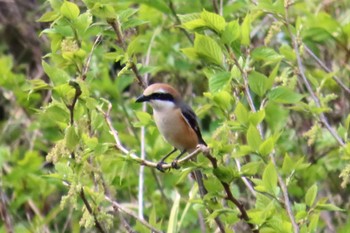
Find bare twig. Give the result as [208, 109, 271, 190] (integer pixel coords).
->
[212, 0, 219, 14]
[304, 45, 350, 95]
[82, 35, 102, 80]
[99, 102, 203, 169]
[137, 27, 158, 220]
[235, 159, 256, 196]
[105, 196, 163, 233]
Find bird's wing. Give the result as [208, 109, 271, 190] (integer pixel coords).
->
[180, 102, 207, 146]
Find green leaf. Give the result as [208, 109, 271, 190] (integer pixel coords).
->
[60, 1, 80, 20]
[258, 137, 274, 157]
[90, 3, 115, 19]
[309, 213, 320, 232]
[234, 102, 249, 125]
[37, 11, 60, 22]
[134, 111, 152, 126]
[305, 184, 318, 207]
[315, 203, 344, 212]
[241, 14, 251, 46]
[247, 125, 262, 151]
[65, 126, 80, 151]
[201, 9, 226, 33]
[194, 33, 223, 66]
[248, 71, 269, 97]
[267, 87, 303, 104]
[282, 153, 293, 174]
[345, 114, 350, 131]
[249, 110, 265, 126]
[221, 20, 240, 45]
[182, 18, 207, 31]
[263, 162, 278, 195]
[213, 167, 238, 183]
[42, 61, 70, 85]
[241, 161, 262, 176]
[209, 72, 231, 93]
[252, 46, 283, 65]
[167, 192, 181, 233]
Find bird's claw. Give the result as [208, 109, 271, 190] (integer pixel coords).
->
[171, 160, 180, 169]
[156, 161, 167, 172]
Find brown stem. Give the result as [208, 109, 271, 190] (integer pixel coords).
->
[204, 152, 258, 233]
[107, 19, 147, 89]
[80, 188, 106, 233]
[66, 81, 82, 126]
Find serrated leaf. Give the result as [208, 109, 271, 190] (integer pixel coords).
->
[55, 162, 73, 177]
[221, 20, 240, 45]
[252, 46, 283, 65]
[65, 126, 80, 151]
[209, 72, 231, 93]
[234, 102, 249, 125]
[241, 161, 262, 176]
[268, 87, 303, 104]
[42, 61, 70, 85]
[263, 162, 278, 196]
[248, 71, 269, 97]
[178, 13, 201, 24]
[213, 167, 238, 183]
[135, 111, 152, 125]
[249, 110, 265, 126]
[315, 203, 344, 211]
[37, 11, 60, 22]
[194, 33, 223, 66]
[247, 125, 262, 151]
[60, 1, 80, 20]
[282, 153, 293, 174]
[182, 18, 207, 31]
[305, 184, 317, 207]
[201, 9, 226, 33]
[258, 137, 274, 157]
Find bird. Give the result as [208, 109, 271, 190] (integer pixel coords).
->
[135, 83, 207, 172]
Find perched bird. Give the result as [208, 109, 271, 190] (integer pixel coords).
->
[135, 83, 207, 171]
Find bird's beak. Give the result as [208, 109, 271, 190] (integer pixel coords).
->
[135, 94, 149, 103]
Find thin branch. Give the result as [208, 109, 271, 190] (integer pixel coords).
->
[212, 0, 219, 14]
[235, 159, 256, 196]
[66, 81, 82, 126]
[0, 186, 13, 233]
[82, 35, 102, 80]
[79, 188, 106, 233]
[98, 102, 202, 169]
[284, 8, 345, 147]
[203, 151, 258, 233]
[107, 18, 147, 89]
[304, 45, 350, 95]
[167, 0, 193, 44]
[105, 196, 163, 233]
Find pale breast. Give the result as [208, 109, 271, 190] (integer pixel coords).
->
[153, 108, 198, 151]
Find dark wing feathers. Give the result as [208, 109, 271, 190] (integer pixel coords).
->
[180, 103, 207, 146]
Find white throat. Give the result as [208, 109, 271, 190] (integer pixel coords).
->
[150, 99, 175, 111]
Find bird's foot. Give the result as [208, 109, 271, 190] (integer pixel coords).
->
[171, 160, 180, 169]
[156, 161, 167, 172]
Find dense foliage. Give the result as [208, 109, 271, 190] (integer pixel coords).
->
[1, 0, 350, 232]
